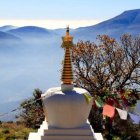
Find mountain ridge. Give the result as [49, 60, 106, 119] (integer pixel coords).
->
[0, 9, 140, 41]
[0, 25, 17, 32]
[72, 9, 140, 40]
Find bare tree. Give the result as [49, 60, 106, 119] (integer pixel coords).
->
[72, 34, 140, 98]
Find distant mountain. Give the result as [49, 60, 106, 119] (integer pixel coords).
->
[72, 9, 140, 40]
[8, 26, 56, 39]
[0, 100, 21, 121]
[0, 31, 21, 50]
[0, 31, 20, 40]
[0, 9, 139, 42]
[5, 26, 60, 45]
[0, 25, 17, 32]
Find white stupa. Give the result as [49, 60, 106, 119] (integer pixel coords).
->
[28, 27, 103, 140]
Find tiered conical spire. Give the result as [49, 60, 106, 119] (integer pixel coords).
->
[61, 26, 73, 85]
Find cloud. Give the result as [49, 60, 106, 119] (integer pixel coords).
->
[0, 19, 100, 29]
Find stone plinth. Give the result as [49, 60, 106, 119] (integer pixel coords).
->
[28, 120, 103, 140]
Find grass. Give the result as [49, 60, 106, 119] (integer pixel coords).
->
[0, 121, 139, 140]
[0, 122, 36, 140]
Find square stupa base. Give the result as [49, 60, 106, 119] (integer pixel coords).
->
[28, 121, 103, 140]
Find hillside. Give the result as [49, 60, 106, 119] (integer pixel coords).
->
[0, 31, 20, 40]
[0, 122, 36, 139]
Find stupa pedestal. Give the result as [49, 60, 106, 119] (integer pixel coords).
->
[28, 120, 103, 140]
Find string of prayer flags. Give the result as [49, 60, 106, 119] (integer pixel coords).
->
[94, 100, 140, 124]
[103, 104, 115, 118]
[129, 113, 140, 124]
[116, 108, 127, 120]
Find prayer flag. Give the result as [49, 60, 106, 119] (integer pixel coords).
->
[103, 104, 115, 118]
[135, 100, 140, 115]
[97, 98, 104, 107]
[129, 113, 140, 124]
[116, 108, 127, 120]
[95, 100, 102, 107]
[83, 93, 92, 104]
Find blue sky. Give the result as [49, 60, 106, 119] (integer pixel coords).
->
[0, 0, 140, 28]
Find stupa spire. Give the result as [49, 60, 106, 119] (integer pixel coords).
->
[61, 26, 74, 90]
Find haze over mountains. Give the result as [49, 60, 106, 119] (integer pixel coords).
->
[0, 9, 140, 121]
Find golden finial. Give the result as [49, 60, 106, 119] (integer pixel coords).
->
[66, 26, 70, 38]
[61, 26, 74, 91]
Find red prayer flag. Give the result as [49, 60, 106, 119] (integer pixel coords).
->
[103, 104, 115, 118]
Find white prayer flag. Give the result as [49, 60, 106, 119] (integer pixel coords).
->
[116, 108, 127, 120]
